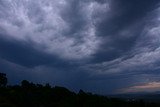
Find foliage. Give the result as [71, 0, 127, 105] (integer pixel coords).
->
[0, 73, 7, 87]
[0, 73, 159, 107]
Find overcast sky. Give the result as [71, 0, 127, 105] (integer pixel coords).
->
[0, 0, 160, 94]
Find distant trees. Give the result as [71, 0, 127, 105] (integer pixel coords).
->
[0, 73, 7, 87]
[0, 73, 159, 107]
[21, 80, 30, 88]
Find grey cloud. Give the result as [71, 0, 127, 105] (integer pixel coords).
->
[83, 46, 160, 76]
[1, 0, 160, 94]
[0, 0, 110, 60]
[0, 36, 55, 67]
[92, 0, 160, 62]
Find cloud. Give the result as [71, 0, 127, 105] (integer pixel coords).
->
[1, 0, 160, 94]
[0, 36, 56, 67]
[0, 0, 110, 60]
[82, 4, 160, 75]
[83, 47, 160, 75]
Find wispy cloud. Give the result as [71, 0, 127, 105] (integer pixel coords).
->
[0, 0, 110, 60]
[82, 5, 160, 75]
[1, 0, 160, 94]
[119, 82, 160, 93]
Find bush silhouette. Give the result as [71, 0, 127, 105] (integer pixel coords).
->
[0, 73, 159, 107]
[0, 73, 7, 87]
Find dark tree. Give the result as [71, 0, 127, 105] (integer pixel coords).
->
[21, 80, 32, 88]
[0, 73, 7, 87]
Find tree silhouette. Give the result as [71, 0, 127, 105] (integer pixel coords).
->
[21, 80, 30, 88]
[0, 73, 159, 107]
[0, 73, 7, 87]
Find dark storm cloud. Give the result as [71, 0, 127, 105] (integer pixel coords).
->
[93, 0, 160, 62]
[0, 36, 54, 67]
[0, 0, 160, 94]
[0, 0, 110, 60]
[0, 35, 83, 70]
[98, 0, 159, 36]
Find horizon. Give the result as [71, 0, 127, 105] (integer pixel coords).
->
[0, 0, 160, 95]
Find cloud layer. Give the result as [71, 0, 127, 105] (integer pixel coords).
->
[0, 0, 109, 59]
[1, 0, 160, 94]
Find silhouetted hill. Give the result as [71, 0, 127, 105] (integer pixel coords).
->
[0, 73, 160, 107]
[0, 80, 160, 107]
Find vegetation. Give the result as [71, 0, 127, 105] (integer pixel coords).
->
[0, 73, 160, 107]
[0, 73, 7, 87]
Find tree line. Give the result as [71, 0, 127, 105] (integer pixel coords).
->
[0, 72, 159, 107]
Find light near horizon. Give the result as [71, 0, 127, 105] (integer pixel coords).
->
[119, 82, 160, 93]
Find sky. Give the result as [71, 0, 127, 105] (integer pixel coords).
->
[0, 0, 160, 94]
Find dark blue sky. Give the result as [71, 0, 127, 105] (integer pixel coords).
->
[0, 0, 160, 94]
